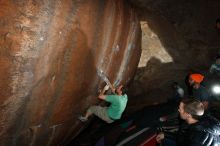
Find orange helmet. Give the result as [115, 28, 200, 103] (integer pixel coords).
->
[190, 74, 204, 83]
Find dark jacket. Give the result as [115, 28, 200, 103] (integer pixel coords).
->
[192, 85, 210, 102]
[178, 115, 220, 146]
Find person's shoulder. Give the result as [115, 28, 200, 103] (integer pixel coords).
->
[107, 94, 117, 98]
[189, 129, 209, 145]
[118, 94, 127, 101]
[122, 94, 128, 98]
[199, 85, 208, 92]
[191, 123, 220, 146]
[105, 95, 118, 101]
[105, 94, 114, 99]
[196, 115, 220, 135]
[199, 85, 206, 89]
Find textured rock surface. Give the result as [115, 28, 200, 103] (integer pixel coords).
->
[0, 0, 141, 145]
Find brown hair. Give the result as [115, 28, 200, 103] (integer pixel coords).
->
[181, 98, 204, 120]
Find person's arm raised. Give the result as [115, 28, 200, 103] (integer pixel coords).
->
[108, 83, 116, 94]
[98, 85, 109, 100]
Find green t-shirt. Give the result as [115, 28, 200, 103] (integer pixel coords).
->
[105, 94, 128, 120]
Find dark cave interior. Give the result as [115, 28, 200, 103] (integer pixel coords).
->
[0, 0, 220, 146]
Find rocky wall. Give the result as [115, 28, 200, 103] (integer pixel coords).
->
[0, 0, 141, 145]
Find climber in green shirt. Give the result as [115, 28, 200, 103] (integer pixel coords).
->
[79, 84, 128, 123]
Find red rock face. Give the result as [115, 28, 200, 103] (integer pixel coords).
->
[0, 0, 141, 145]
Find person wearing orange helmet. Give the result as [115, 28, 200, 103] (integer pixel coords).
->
[188, 73, 210, 110]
